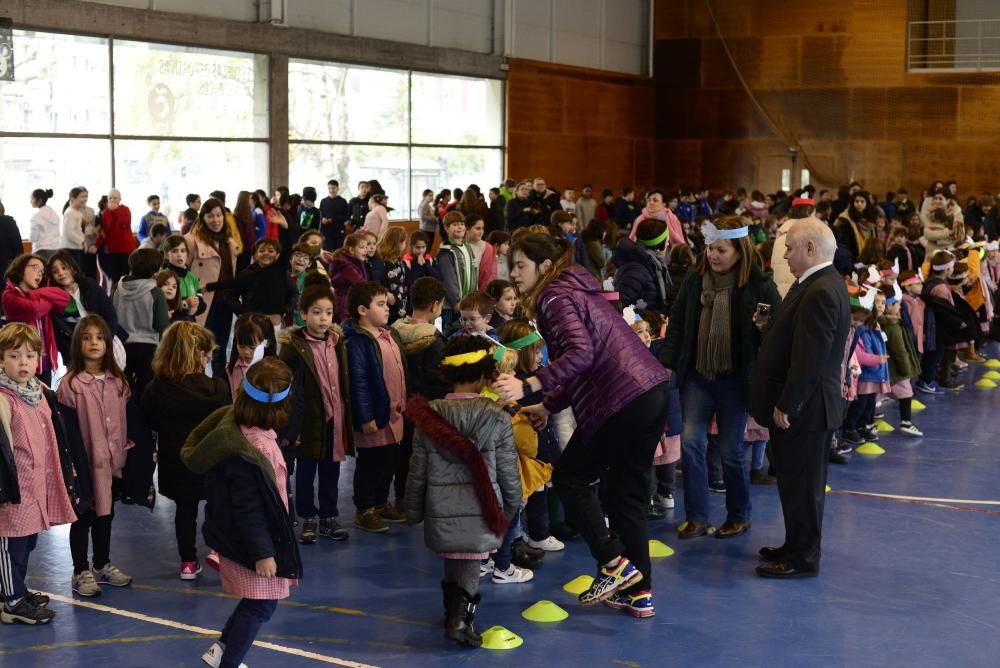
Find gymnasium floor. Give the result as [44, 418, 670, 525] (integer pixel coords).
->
[2, 355, 1000, 667]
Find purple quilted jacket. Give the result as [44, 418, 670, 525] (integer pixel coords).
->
[535, 265, 669, 438]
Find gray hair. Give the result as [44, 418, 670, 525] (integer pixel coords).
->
[790, 218, 836, 260]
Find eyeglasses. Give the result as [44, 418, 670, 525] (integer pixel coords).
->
[25, 264, 44, 274]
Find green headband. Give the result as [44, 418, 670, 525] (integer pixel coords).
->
[638, 228, 669, 247]
[492, 330, 543, 361]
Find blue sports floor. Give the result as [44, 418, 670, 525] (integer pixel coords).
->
[3, 352, 1000, 667]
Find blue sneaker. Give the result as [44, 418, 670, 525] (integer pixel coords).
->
[603, 590, 656, 618]
[915, 380, 944, 395]
[578, 557, 643, 605]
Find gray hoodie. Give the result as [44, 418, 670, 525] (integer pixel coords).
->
[112, 278, 169, 345]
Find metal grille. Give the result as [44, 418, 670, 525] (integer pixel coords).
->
[908, 19, 1000, 72]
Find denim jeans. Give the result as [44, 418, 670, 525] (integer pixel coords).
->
[747, 440, 767, 471]
[493, 507, 522, 570]
[843, 393, 875, 431]
[680, 373, 750, 524]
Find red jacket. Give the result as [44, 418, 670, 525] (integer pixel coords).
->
[329, 253, 367, 323]
[2, 281, 71, 373]
[101, 205, 137, 254]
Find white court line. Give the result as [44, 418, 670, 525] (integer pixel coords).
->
[40, 592, 380, 668]
[838, 491, 1000, 505]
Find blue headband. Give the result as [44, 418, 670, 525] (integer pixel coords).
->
[242, 376, 290, 403]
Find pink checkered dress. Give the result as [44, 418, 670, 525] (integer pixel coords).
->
[218, 426, 297, 600]
[0, 388, 77, 537]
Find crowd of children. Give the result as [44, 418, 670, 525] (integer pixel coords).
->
[0, 177, 997, 664]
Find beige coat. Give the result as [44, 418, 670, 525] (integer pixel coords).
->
[771, 218, 798, 298]
[184, 232, 239, 325]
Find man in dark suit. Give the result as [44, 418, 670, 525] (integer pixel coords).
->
[752, 219, 850, 578]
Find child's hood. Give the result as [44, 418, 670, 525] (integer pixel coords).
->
[278, 324, 343, 347]
[114, 277, 156, 302]
[391, 318, 440, 352]
[180, 406, 275, 480]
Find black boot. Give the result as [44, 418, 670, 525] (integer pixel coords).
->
[441, 581, 482, 647]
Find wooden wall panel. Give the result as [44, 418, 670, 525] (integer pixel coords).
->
[652, 0, 1000, 197]
[506, 58, 656, 191]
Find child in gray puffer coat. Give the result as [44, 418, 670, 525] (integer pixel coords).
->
[404, 335, 521, 648]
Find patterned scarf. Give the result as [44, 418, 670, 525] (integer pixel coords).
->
[695, 269, 737, 380]
[0, 369, 43, 406]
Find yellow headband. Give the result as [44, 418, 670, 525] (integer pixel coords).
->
[441, 349, 489, 366]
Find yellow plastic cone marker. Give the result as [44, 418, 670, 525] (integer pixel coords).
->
[648, 539, 675, 558]
[562, 575, 594, 595]
[875, 420, 895, 433]
[983, 370, 1000, 381]
[911, 399, 926, 411]
[677, 520, 689, 533]
[984, 358, 1000, 369]
[825, 484, 831, 493]
[855, 442, 885, 455]
[975, 378, 997, 389]
[481, 626, 524, 650]
[521, 600, 568, 623]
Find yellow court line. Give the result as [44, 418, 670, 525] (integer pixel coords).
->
[39, 592, 380, 668]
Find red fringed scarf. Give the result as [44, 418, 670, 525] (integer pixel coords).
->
[405, 395, 509, 537]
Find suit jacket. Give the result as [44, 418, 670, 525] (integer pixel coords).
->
[752, 265, 850, 434]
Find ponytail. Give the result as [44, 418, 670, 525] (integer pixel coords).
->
[32, 188, 54, 206]
[63, 186, 88, 214]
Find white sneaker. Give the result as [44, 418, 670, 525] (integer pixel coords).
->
[72, 570, 101, 598]
[655, 492, 675, 509]
[479, 558, 495, 578]
[201, 641, 247, 668]
[492, 564, 534, 584]
[899, 421, 924, 437]
[525, 535, 565, 552]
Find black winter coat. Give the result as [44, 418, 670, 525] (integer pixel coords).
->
[142, 373, 231, 501]
[206, 261, 297, 318]
[182, 407, 302, 579]
[506, 198, 532, 231]
[611, 239, 670, 312]
[52, 277, 122, 362]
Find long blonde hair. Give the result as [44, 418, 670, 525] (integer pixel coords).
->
[152, 322, 216, 380]
[508, 233, 576, 320]
[376, 227, 407, 264]
[695, 216, 761, 288]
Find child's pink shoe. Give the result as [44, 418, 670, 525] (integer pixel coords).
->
[179, 561, 202, 581]
[206, 551, 220, 572]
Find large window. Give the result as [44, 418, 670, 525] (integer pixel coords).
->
[289, 59, 503, 219]
[0, 31, 269, 238]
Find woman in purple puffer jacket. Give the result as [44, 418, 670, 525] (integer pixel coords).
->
[494, 233, 669, 619]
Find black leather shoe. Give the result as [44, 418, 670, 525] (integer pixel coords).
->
[715, 520, 751, 538]
[755, 562, 818, 579]
[757, 545, 785, 563]
[829, 450, 850, 465]
[677, 520, 715, 540]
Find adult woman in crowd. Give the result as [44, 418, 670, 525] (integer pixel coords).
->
[363, 193, 390, 240]
[29, 188, 61, 261]
[833, 191, 875, 265]
[185, 198, 239, 377]
[660, 217, 780, 540]
[60, 186, 90, 268]
[505, 180, 533, 232]
[494, 233, 670, 615]
[629, 189, 686, 248]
